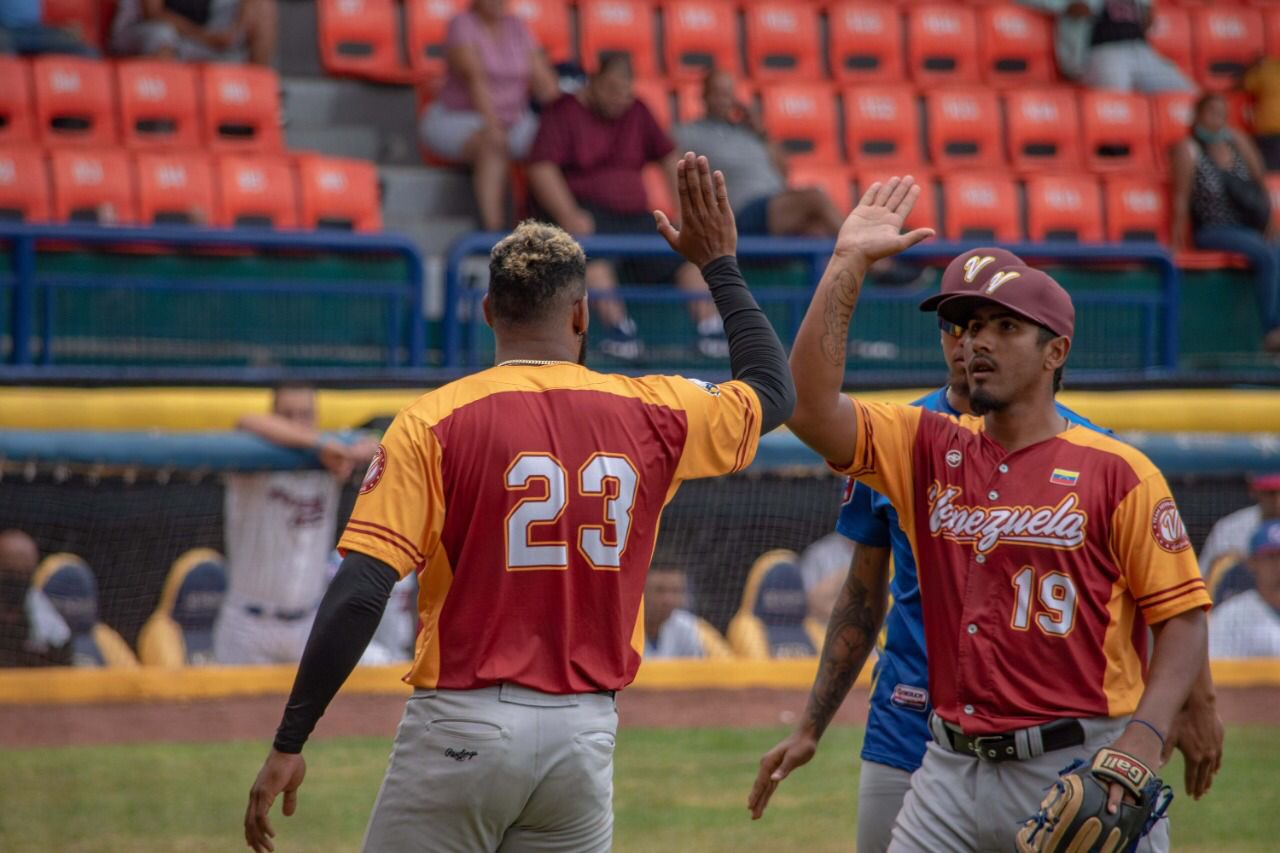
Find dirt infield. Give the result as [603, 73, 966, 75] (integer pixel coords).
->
[3, 686, 1278, 749]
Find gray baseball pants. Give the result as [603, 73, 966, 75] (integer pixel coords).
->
[363, 684, 618, 852]
[888, 715, 1171, 852]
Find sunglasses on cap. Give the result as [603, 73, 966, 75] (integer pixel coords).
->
[938, 317, 965, 338]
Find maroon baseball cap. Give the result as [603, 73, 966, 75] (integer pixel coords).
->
[918, 247, 1025, 311]
[935, 265, 1075, 339]
[1251, 471, 1280, 491]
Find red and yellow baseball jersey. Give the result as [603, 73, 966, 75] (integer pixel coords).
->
[833, 401, 1210, 734]
[338, 363, 761, 694]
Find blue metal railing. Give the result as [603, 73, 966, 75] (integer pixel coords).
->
[0, 223, 426, 369]
[443, 234, 1179, 372]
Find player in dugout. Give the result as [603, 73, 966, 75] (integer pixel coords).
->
[754, 248, 1223, 851]
[750, 176, 1211, 852]
[243, 152, 795, 853]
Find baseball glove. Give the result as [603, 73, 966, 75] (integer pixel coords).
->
[1015, 747, 1173, 853]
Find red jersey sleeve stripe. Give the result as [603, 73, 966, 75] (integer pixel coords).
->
[1135, 577, 1204, 603]
[345, 524, 425, 566]
[346, 519, 425, 561]
[1139, 581, 1208, 612]
[846, 400, 878, 478]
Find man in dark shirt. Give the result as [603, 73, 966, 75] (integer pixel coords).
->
[1019, 0, 1191, 92]
[528, 53, 726, 361]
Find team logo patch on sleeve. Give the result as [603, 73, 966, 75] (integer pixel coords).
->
[890, 684, 929, 712]
[683, 377, 721, 396]
[841, 477, 856, 505]
[359, 444, 387, 495]
[1151, 498, 1191, 552]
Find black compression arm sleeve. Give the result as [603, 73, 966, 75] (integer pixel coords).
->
[701, 255, 796, 433]
[272, 551, 400, 753]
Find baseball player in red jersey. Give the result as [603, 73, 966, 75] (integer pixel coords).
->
[750, 177, 1210, 851]
[243, 153, 794, 853]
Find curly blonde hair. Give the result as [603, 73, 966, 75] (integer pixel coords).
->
[488, 221, 587, 324]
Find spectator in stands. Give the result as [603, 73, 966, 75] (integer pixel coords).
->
[0, 529, 70, 667]
[1200, 471, 1280, 601]
[1243, 58, 1280, 172]
[1209, 519, 1280, 658]
[213, 383, 378, 664]
[675, 70, 844, 238]
[421, 0, 560, 233]
[110, 0, 277, 67]
[0, 0, 96, 56]
[1019, 0, 1191, 92]
[643, 566, 730, 658]
[798, 531, 853, 649]
[527, 52, 724, 361]
[1171, 93, 1280, 353]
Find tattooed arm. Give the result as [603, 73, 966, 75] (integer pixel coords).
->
[747, 541, 891, 819]
[787, 176, 934, 467]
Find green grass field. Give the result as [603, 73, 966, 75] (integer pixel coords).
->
[1, 726, 1275, 851]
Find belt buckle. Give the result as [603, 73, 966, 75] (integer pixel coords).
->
[971, 734, 1010, 761]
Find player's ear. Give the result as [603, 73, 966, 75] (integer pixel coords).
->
[572, 293, 589, 337]
[481, 294, 495, 330]
[1043, 335, 1070, 372]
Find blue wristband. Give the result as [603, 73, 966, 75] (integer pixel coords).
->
[1127, 717, 1166, 749]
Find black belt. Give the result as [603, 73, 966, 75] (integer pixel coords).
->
[939, 718, 1085, 762]
[244, 604, 311, 621]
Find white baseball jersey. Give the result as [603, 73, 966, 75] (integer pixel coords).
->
[1209, 590, 1280, 658]
[1199, 505, 1261, 576]
[223, 471, 341, 611]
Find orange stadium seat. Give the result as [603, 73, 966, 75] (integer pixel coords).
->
[925, 87, 1004, 172]
[1147, 5, 1193, 77]
[759, 83, 840, 163]
[296, 154, 382, 231]
[842, 85, 922, 167]
[978, 4, 1054, 88]
[405, 0, 466, 81]
[1268, 174, 1280, 232]
[1151, 91, 1195, 169]
[0, 57, 36, 144]
[662, 0, 739, 80]
[31, 55, 117, 147]
[509, 0, 573, 63]
[41, 0, 104, 49]
[906, 5, 979, 86]
[0, 148, 51, 223]
[49, 148, 136, 224]
[201, 64, 283, 152]
[787, 163, 853, 213]
[1024, 174, 1103, 243]
[317, 0, 409, 83]
[675, 78, 754, 123]
[941, 173, 1020, 242]
[116, 60, 202, 150]
[827, 2, 904, 84]
[216, 155, 299, 229]
[1191, 7, 1264, 91]
[632, 78, 673, 129]
[579, 0, 658, 76]
[1080, 91, 1153, 174]
[855, 169, 938, 233]
[743, 2, 822, 81]
[1103, 176, 1168, 243]
[134, 151, 219, 226]
[1004, 88, 1081, 174]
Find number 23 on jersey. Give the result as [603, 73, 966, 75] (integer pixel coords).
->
[504, 452, 639, 572]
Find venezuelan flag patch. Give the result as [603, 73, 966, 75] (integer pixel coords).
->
[1050, 468, 1080, 486]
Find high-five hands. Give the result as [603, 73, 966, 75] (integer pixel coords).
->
[654, 152, 737, 268]
[834, 175, 935, 265]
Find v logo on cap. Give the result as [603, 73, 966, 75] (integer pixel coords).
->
[963, 255, 996, 283]
[984, 270, 1022, 294]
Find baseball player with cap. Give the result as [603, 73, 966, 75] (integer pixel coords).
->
[1209, 518, 1280, 657]
[751, 247, 1113, 852]
[243, 153, 795, 853]
[752, 177, 1211, 851]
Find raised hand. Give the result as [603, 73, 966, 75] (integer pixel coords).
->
[834, 176, 935, 264]
[654, 152, 737, 268]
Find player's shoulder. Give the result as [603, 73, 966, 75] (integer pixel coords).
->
[1058, 427, 1162, 481]
[1054, 402, 1115, 437]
